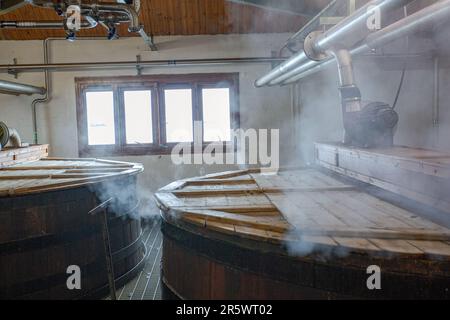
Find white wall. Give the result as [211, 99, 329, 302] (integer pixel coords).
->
[0, 34, 295, 192]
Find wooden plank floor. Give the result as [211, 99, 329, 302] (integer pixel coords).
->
[105, 219, 163, 300]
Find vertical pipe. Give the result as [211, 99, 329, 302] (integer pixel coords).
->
[433, 56, 440, 147]
[331, 49, 361, 112]
[31, 38, 51, 145]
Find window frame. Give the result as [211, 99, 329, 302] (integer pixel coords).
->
[76, 73, 239, 157]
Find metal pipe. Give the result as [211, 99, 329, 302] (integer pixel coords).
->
[271, 1, 406, 86]
[332, 49, 356, 87]
[27, 0, 140, 32]
[29, 37, 124, 145]
[31, 38, 51, 145]
[282, 0, 450, 85]
[0, 57, 285, 73]
[433, 56, 440, 147]
[255, 0, 414, 87]
[0, 122, 22, 148]
[0, 20, 98, 29]
[331, 49, 362, 112]
[433, 56, 440, 127]
[0, 79, 46, 95]
[84, 2, 141, 32]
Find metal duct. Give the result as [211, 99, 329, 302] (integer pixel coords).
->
[0, 79, 46, 95]
[282, 0, 450, 85]
[0, 122, 22, 148]
[255, 0, 414, 87]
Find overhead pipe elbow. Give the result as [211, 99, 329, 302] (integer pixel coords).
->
[86, 2, 142, 33]
[0, 122, 22, 148]
[330, 48, 362, 113]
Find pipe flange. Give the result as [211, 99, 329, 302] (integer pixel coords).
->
[304, 31, 329, 61]
[0, 121, 10, 148]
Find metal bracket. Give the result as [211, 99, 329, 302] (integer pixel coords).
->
[303, 31, 329, 61]
[136, 54, 142, 76]
[7, 58, 19, 79]
[137, 28, 158, 51]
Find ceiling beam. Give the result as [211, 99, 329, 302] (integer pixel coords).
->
[226, 0, 326, 17]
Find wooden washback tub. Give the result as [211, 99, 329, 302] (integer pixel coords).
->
[155, 145, 450, 299]
[0, 146, 145, 299]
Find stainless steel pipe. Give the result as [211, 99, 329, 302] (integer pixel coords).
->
[0, 20, 98, 29]
[31, 38, 52, 145]
[282, 0, 450, 85]
[0, 57, 285, 73]
[255, 0, 414, 87]
[0, 80, 46, 95]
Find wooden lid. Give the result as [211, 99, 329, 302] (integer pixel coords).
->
[155, 168, 450, 260]
[0, 157, 143, 197]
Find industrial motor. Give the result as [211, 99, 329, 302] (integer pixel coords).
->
[343, 102, 399, 148]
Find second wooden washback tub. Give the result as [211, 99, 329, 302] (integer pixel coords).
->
[155, 145, 450, 299]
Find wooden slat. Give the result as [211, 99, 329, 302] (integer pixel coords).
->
[407, 240, 450, 257]
[333, 237, 381, 252]
[368, 239, 424, 255]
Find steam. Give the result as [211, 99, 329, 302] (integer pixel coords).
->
[285, 233, 351, 260]
[88, 176, 160, 223]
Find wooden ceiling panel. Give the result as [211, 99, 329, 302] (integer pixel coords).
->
[0, 0, 311, 40]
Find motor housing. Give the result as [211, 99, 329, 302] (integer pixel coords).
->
[343, 101, 399, 148]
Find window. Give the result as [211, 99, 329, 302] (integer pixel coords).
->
[123, 90, 153, 144]
[76, 73, 239, 156]
[164, 88, 193, 143]
[85, 91, 115, 145]
[202, 88, 231, 142]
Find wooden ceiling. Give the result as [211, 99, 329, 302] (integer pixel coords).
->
[0, 0, 330, 40]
